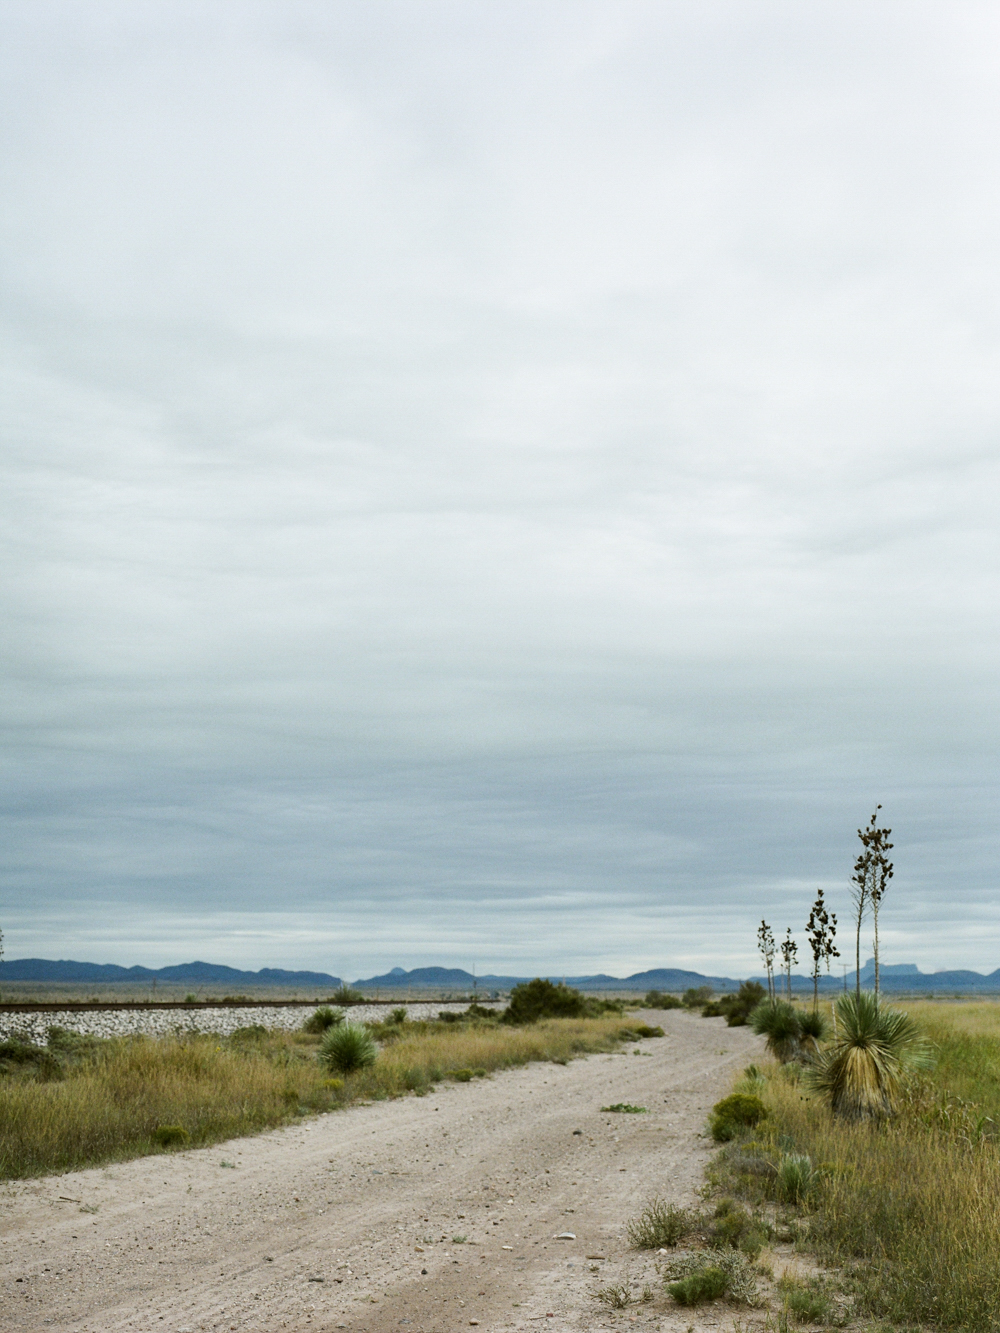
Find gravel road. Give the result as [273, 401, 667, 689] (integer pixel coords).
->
[0, 1009, 762, 1333]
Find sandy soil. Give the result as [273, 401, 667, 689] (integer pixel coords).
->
[1, 1010, 764, 1333]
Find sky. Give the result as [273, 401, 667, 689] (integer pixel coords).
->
[2, 1, 999, 980]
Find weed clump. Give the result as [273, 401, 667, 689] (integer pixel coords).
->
[153, 1124, 189, 1147]
[302, 1007, 345, 1035]
[666, 1264, 729, 1305]
[664, 1250, 763, 1308]
[709, 1198, 769, 1258]
[320, 1023, 378, 1074]
[601, 1102, 647, 1114]
[626, 1198, 690, 1249]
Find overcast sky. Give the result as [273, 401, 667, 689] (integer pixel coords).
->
[2, 1, 998, 979]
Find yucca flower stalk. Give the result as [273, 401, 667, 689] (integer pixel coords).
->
[808, 991, 929, 1119]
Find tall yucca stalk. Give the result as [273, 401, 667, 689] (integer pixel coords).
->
[809, 992, 928, 1119]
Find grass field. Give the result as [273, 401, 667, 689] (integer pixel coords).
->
[0, 1013, 644, 1180]
[717, 999, 1000, 1330]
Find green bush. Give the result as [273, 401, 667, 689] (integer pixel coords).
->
[703, 981, 768, 1026]
[629, 1023, 665, 1039]
[710, 1199, 768, 1258]
[153, 1124, 190, 1147]
[710, 1092, 768, 1140]
[320, 1023, 378, 1074]
[626, 1199, 690, 1249]
[501, 979, 587, 1024]
[326, 985, 364, 1005]
[644, 989, 683, 1009]
[667, 1265, 729, 1305]
[683, 986, 714, 1009]
[302, 1006, 345, 1034]
[390, 1007, 408, 1024]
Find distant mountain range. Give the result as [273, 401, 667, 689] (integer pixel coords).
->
[4, 957, 1000, 993]
[0, 959, 343, 988]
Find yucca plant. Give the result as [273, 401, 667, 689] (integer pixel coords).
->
[808, 991, 929, 1119]
[749, 999, 802, 1063]
[797, 1008, 829, 1056]
[302, 1005, 345, 1034]
[320, 1022, 378, 1074]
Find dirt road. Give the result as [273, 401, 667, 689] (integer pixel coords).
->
[1, 1010, 762, 1333]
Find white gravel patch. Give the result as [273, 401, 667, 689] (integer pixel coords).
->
[0, 1001, 502, 1046]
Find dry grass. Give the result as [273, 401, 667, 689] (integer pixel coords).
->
[719, 1000, 1000, 1329]
[0, 1015, 635, 1180]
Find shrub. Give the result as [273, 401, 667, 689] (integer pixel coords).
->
[501, 979, 587, 1024]
[629, 1023, 665, 1039]
[665, 1251, 762, 1307]
[710, 1199, 768, 1258]
[706, 981, 767, 1027]
[451, 1068, 474, 1082]
[229, 1025, 269, 1043]
[749, 999, 803, 1063]
[808, 991, 929, 1119]
[320, 1023, 378, 1074]
[667, 1265, 729, 1305]
[0, 1039, 61, 1080]
[712, 1093, 769, 1127]
[438, 1011, 463, 1023]
[390, 1007, 408, 1025]
[327, 985, 364, 1005]
[302, 1006, 345, 1035]
[644, 989, 683, 1009]
[626, 1198, 690, 1249]
[683, 986, 714, 1009]
[601, 1103, 647, 1114]
[709, 1092, 768, 1141]
[153, 1125, 190, 1147]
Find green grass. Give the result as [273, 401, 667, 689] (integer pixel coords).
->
[0, 1013, 640, 1180]
[715, 1000, 1000, 1330]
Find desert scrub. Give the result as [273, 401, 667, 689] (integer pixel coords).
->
[626, 1198, 690, 1248]
[0, 1015, 638, 1180]
[663, 1250, 763, 1307]
[714, 1002, 1000, 1330]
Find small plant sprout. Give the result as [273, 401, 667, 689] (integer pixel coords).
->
[805, 889, 839, 1011]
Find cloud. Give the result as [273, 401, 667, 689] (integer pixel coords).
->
[1, 1, 998, 974]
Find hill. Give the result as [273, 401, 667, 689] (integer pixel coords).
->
[0, 959, 343, 988]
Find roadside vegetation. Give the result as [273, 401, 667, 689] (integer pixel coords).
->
[0, 997, 654, 1180]
[701, 999, 1000, 1329]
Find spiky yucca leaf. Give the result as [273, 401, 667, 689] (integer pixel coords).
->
[808, 991, 929, 1119]
[320, 1022, 378, 1074]
[749, 999, 801, 1063]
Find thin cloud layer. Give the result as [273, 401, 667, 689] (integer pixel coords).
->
[1, 2, 998, 976]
